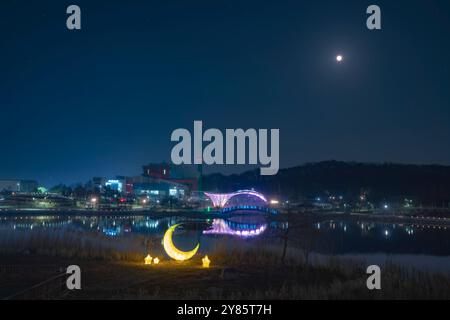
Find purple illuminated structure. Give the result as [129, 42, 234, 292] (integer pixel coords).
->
[202, 219, 267, 238]
[204, 190, 268, 208]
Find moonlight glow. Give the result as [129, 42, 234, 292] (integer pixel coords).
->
[336, 55, 343, 62]
[163, 224, 200, 261]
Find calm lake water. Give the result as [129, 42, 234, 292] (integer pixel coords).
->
[1, 213, 449, 272]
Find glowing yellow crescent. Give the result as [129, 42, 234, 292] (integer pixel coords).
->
[163, 224, 199, 261]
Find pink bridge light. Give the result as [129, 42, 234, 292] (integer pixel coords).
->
[203, 219, 267, 238]
[204, 190, 268, 208]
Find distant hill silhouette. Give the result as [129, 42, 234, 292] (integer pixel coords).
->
[202, 161, 450, 205]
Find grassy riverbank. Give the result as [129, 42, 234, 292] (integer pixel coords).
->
[1, 247, 449, 299]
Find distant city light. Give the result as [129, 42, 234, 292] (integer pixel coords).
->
[105, 179, 123, 193]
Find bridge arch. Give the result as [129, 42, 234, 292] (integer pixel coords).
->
[204, 190, 268, 208]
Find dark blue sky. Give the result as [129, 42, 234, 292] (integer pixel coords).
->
[1, 0, 450, 186]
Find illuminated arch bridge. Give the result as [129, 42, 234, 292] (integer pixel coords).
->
[204, 190, 277, 215]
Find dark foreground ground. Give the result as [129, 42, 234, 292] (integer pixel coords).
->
[1, 250, 449, 300]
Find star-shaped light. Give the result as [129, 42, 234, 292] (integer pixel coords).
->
[144, 254, 152, 265]
[202, 255, 211, 268]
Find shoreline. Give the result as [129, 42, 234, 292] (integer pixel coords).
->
[1, 209, 449, 227]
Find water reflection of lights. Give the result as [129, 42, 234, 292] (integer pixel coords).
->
[145, 221, 159, 228]
[272, 221, 288, 229]
[103, 227, 120, 236]
[0, 215, 165, 234]
[2, 215, 448, 243]
[7, 220, 71, 230]
[203, 219, 267, 238]
[411, 224, 448, 230]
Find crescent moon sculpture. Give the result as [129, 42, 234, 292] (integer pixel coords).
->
[163, 224, 200, 261]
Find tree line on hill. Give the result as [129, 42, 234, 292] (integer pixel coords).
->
[202, 161, 450, 206]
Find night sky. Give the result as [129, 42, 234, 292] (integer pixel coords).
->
[1, 0, 450, 186]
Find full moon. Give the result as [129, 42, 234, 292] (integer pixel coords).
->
[336, 55, 343, 62]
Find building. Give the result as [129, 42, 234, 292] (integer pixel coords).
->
[91, 177, 107, 192]
[86, 163, 199, 199]
[143, 163, 171, 179]
[105, 176, 132, 193]
[92, 176, 133, 194]
[132, 175, 187, 199]
[0, 179, 38, 193]
[142, 162, 201, 192]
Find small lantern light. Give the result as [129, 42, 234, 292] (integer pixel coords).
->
[153, 257, 160, 265]
[144, 254, 152, 265]
[202, 255, 211, 268]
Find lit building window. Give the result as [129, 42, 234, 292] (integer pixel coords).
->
[105, 180, 123, 193]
